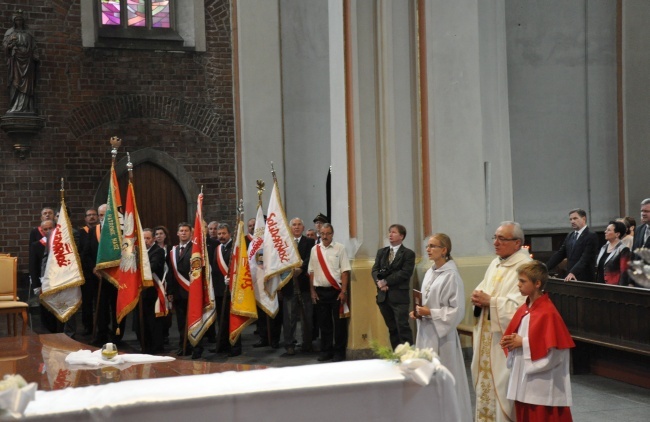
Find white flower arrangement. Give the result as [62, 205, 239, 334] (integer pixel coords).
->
[393, 342, 436, 363]
[372, 342, 440, 386]
[0, 374, 37, 417]
[0, 375, 27, 392]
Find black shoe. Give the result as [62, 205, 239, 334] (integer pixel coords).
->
[271, 342, 280, 349]
[332, 355, 345, 362]
[317, 353, 333, 362]
[176, 348, 192, 356]
[191, 349, 203, 360]
[228, 349, 242, 357]
[252, 340, 269, 348]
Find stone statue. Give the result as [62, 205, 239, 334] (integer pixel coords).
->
[3, 10, 39, 114]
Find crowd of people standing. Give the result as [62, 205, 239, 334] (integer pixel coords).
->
[27, 198, 650, 421]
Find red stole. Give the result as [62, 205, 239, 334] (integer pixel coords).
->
[504, 294, 575, 360]
[315, 244, 350, 318]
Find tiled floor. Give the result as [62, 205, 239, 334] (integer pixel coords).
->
[3, 305, 649, 420]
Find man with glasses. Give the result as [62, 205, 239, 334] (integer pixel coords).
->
[546, 208, 598, 282]
[471, 221, 531, 422]
[371, 224, 415, 349]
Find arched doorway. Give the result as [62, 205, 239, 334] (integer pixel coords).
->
[117, 162, 187, 246]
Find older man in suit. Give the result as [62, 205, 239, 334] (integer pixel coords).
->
[546, 208, 598, 282]
[280, 218, 316, 356]
[371, 224, 415, 349]
[210, 223, 242, 357]
[632, 198, 650, 251]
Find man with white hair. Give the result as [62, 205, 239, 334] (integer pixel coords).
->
[471, 221, 531, 422]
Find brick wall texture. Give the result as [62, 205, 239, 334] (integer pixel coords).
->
[0, 0, 236, 274]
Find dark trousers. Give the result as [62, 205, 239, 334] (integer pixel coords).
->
[133, 287, 165, 353]
[80, 274, 98, 331]
[282, 290, 313, 350]
[215, 295, 242, 353]
[377, 299, 413, 349]
[315, 287, 348, 358]
[173, 294, 192, 351]
[96, 280, 125, 343]
[258, 301, 283, 346]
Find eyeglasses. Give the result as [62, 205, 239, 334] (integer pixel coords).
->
[492, 235, 519, 242]
[426, 244, 444, 249]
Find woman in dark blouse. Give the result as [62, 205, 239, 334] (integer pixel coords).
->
[595, 220, 630, 285]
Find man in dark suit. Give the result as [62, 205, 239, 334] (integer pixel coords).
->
[371, 224, 415, 349]
[628, 199, 650, 287]
[210, 223, 242, 357]
[546, 208, 598, 282]
[139, 228, 167, 353]
[29, 219, 59, 333]
[280, 218, 316, 355]
[632, 198, 650, 251]
[167, 222, 193, 356]
[78, 207, 100, 336]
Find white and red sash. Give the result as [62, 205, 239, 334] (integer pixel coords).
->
[39, 236, 47, 246]
[216, 244, 229, 276]
[170, 246, 190, 292]
[316, 244, 350, 318]
[153, 264, 169, 317]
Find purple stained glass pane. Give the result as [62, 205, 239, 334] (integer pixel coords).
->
[101, 1, 121, 26]
[152, 2, 171, 28]
[127, 0, 146, 27]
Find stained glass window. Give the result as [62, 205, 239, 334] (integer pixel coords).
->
[101, 0, 121, 26]
[100, 0, 172, 29]
[152, 2, 171, 28]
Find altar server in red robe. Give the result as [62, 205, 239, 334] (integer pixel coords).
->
[500, 261, 575, 422]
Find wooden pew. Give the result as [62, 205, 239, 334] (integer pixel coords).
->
[545, 278, 650, 388]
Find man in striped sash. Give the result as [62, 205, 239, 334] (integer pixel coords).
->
[210, 223, 241, 357]
[308, 223, 351, 362]
[168, 222, 193, 356]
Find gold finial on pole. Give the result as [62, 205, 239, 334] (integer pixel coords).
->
[60, 177, 65, 200]
[110, 136, 122, 162]
[256, 179, 265, 206]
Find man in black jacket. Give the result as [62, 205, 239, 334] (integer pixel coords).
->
[371, 224, 415, 349]
[546, 208, 598, 282]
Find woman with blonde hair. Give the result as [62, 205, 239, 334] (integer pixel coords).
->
[410, 233, 472, 421]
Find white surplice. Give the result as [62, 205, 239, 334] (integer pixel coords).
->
[471, 249, 530, 422]
[415, 260, 472, 422]
[506, 313, 572, 407]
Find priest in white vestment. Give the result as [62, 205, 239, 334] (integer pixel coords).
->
[471, 221, 530, 422]
[412, 233, 472, 422]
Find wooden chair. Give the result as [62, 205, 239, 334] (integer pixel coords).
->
[0, 256, 29, 336]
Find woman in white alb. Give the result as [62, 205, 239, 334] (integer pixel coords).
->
[410, 233, 472, 422]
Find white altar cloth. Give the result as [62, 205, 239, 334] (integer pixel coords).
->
[23, 359, 461, 421]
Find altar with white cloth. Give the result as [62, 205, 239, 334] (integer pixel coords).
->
[24, 359, 461, 421]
